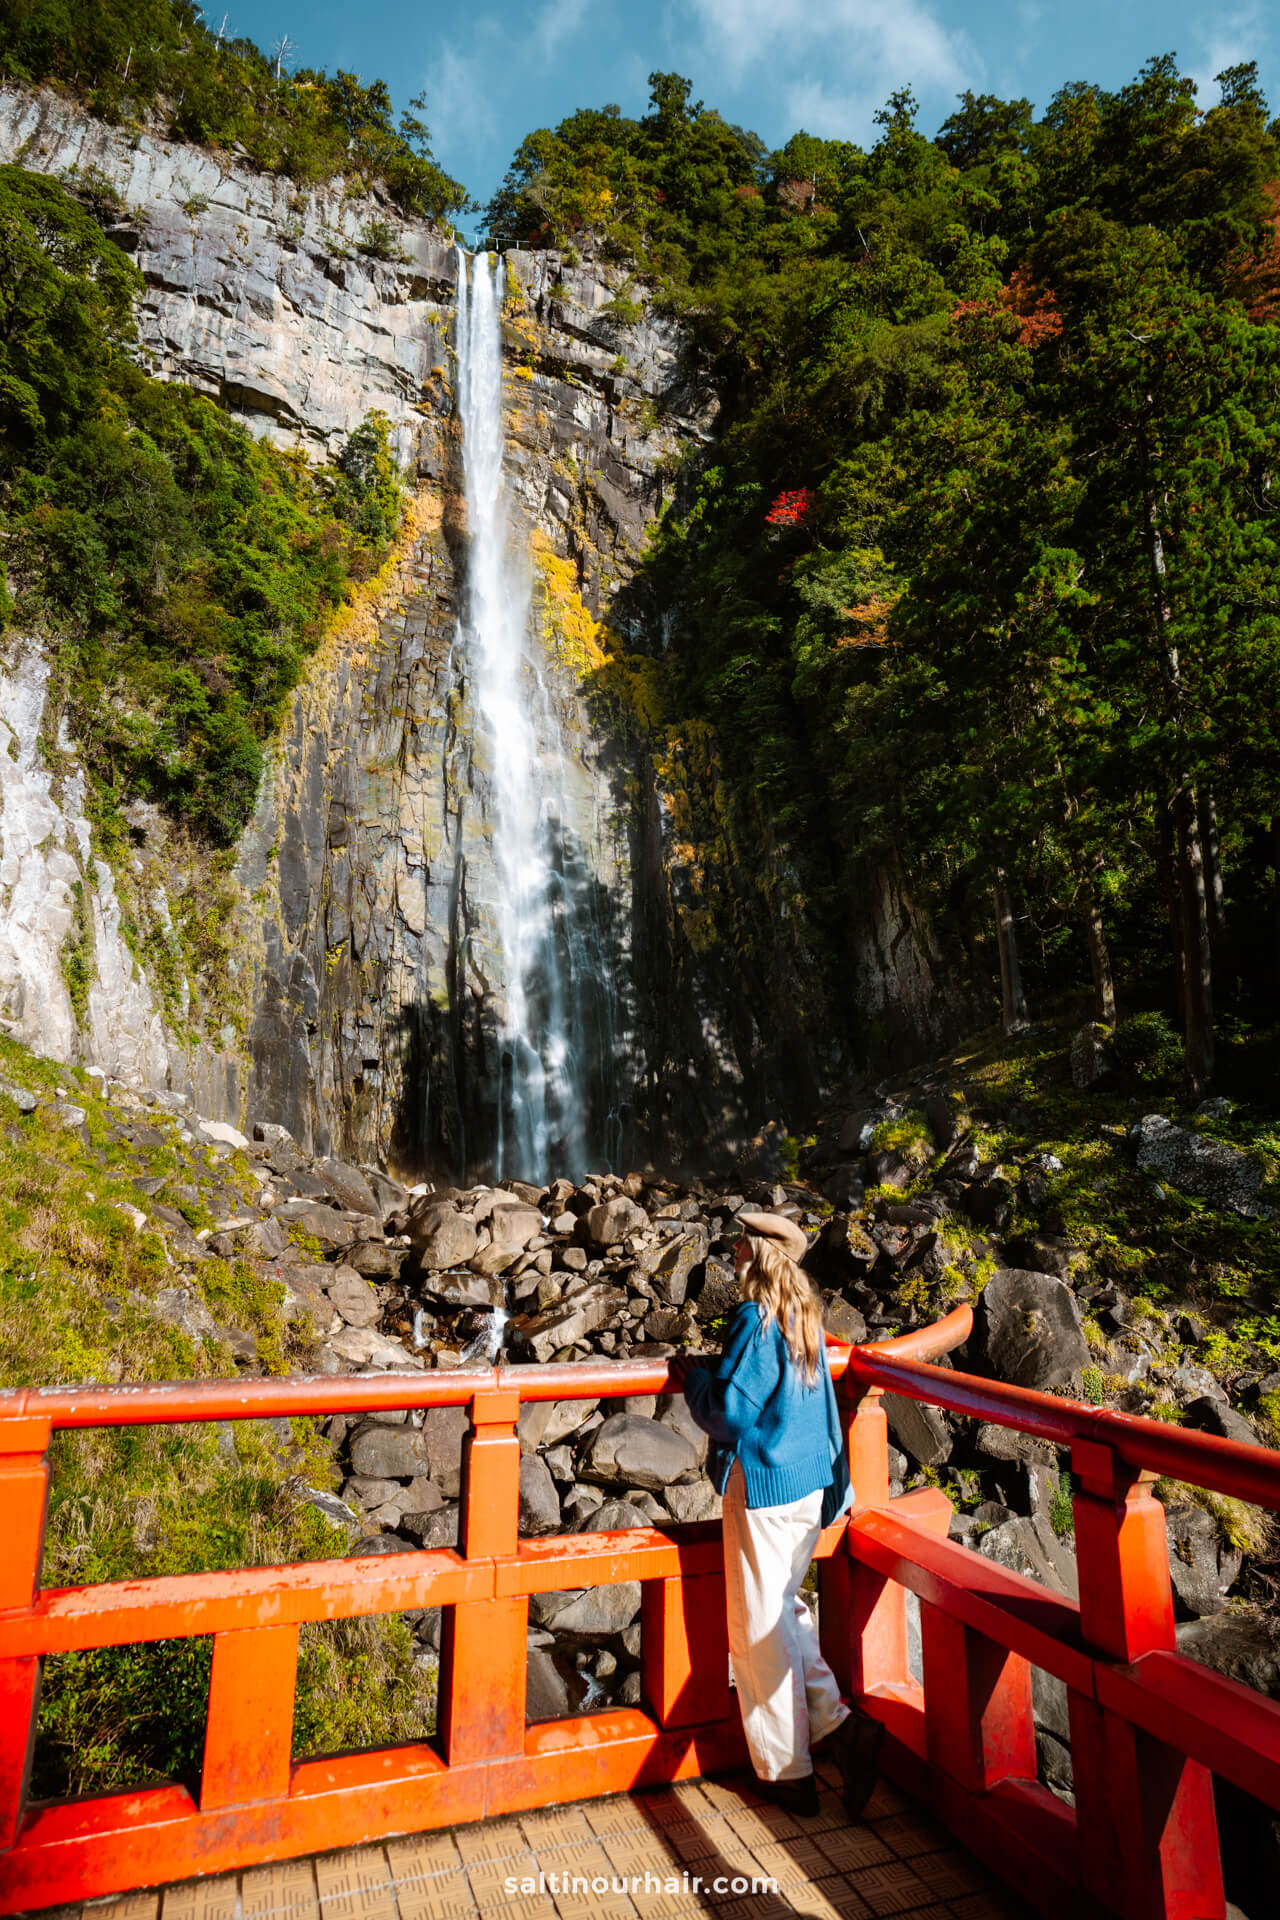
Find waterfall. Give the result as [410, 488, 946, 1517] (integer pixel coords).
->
[452, 247, 611, 1186]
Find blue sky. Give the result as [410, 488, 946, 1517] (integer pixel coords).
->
[227, 0, 1275, 236]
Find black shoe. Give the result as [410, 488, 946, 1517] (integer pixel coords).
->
[814, 1711, 883, 1819]
[753, 1774, 820, 1819]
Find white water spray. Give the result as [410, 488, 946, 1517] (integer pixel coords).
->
[453, 248, 597, 1185]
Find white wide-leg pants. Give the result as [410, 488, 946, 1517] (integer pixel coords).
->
[721, 1460, 850, 1781]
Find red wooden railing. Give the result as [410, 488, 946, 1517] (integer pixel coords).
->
[1, 1305, 1279, 1920]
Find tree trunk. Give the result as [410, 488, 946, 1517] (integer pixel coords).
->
[1084, 884, 1116, 1025]
[1174, 782, 1215, 1097]
[1144, 471, 1214, 1093]
[1157, 798, 1186, 1029]
[1199, 788, 1226, 947]
[994, 871, 1029, 1034]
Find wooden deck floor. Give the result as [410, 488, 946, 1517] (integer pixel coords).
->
[20, 1764, 1033, 1920]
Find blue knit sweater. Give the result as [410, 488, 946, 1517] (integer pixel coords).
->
[683, 1300, 853, 1526]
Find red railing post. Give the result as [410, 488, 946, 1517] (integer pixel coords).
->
[1070, 1438, 1225, 1920]
[201, 1624, 299, 1809]
[919, 1607, 1036, 1792]
[0, 1414, 50, 1851]
[839, 1378, 920, 1700]
[641, 1568, 730, 1728]
[438, 1386, 526, 1767]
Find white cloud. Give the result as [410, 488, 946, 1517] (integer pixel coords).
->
[1188, 4, 1270, 105]
[681, 0, 978, 136]
[426, 37, 503, 159]
[532, 0, 592, 62]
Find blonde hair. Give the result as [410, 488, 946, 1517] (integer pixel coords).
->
[741, 1236, 824, 1386]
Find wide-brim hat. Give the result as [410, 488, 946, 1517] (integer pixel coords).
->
[737, 1210, 809, 1264]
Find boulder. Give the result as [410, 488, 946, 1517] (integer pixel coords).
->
[347, 1239, 406, 1279]
[241, 1216, 288, 1259]
[973, 1269, 1089, 1390]
[327, 1327, 408, 1368]
[664, 1480, 722, 1523]
[1163, 1501, 1241, 1618]
[324, 1265, 381, 1329]
[579, 1414, 698, 1492]
[973, 1423, 1057, 1468]
[584, 1498, 652, 1532]
[418, 1405, 470, 1497]
[883, 1394, 952, 1467]
[530, 1583, 641, 1634]
[296, 1488, 359, 1535]
[822, 1295, 868, 1345]
[348, 1421, 432, 1481]
[467, 1243, 524, 1277]
[510, 1283, 627, 1363]
[821, 1214, 879, 1271]
[563, 1485, 606, 1528]
[837, 1109, 879, 1154]
[280, 1269, 334, 1334]
[1070, 1022, 1117, 1090]
[199, 1120, 250, 1151]
[519, 1455, 562, 1535]
[584, 1196, 648, 1249]
[695, 1262, 741, 1324]
[421, 1269, 504, 1309]
[1133, 1114, 1265, 1213]
[921, 1091, 966, 1150]
[276, 1200, 354, 1251]
[656, 1393, 709, 1468]
[527, 1645, 591, 1721]
[518, 1397, 599, 1453]
[635, 1225, 708, 1306]
[1183, 1396, 1258, 1447]
[817, 1164, 865, 1210]
[0, 1078, 38, 1114]
[316, 1157, 380, 1217]
[400, 1504, 459, 1549]
[348, 1535, 421, 1557]
[978, 1513, 1079, 1599]
[1176, 1611, 1280, 1697]
[408, 1201, 480, 1270]
[152, 1285, 217, 1341]
[485, 1201, 543, 1254]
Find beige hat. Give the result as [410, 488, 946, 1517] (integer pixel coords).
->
[737, 1210, 809, 1263]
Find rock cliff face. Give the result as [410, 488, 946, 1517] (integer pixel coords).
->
[0, 87, 954, 1172]
[0, 85, 456, 471]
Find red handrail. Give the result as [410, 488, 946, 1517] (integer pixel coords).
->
[1, 1300, 1277, 1920]
[850, 1347, 1280, 1509]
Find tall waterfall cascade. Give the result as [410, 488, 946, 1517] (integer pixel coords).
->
[449, 248, 619, 1185]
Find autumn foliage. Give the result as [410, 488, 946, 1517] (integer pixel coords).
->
[765, 488, 814, 527]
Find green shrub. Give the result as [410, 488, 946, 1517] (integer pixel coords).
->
[1112, 1012, 1184, 1084]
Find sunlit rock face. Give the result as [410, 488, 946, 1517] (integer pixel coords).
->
[0, 85, 457, 472]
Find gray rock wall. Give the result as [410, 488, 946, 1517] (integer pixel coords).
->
[0, 85, 457, 472]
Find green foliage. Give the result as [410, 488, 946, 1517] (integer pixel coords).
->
[0, 167, 404, 845]
[501, 54, 1280, 1091]
[1047, 1470, 1076, 1537]
[1112, 1012, 1184, 1084]
[0, 3, 470, 222]
[59, 876, 93, 1027]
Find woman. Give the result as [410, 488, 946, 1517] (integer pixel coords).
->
[679, 1211, 881, 1818]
